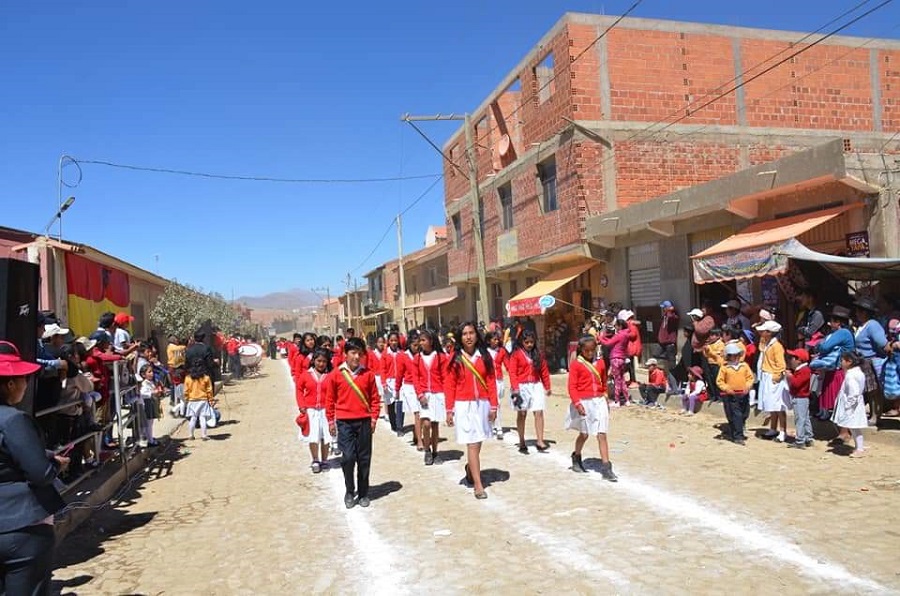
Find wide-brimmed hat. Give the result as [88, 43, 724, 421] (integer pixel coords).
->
[645, 358, 659, 367]
[755, 320, 782, 334]
[829, 305, 852, 321]
[0, 341, 41, 377]
[722, 299, 741, 310]
[853, 297, 878, 313]
[76, 336, 98, 351]
[688, 366, 704, 379]
[687, 308, 704, 319]
[758, 309, 775, 322]
[41, 323, 70, 339]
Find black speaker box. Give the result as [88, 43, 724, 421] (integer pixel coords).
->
[0, 258, 40, 414]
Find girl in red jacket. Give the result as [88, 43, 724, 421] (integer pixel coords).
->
[368, 336, 386, 406]
[566, 335, 618, 481]
[396, 330, 422, 450]
[296, 348, 332, 474]
[445, 322, 498, 500]
[383, 332, 403, 434]
[415, 329, 447, 465]
[508, 330, 551, 454]
[487, 331, 508, 440]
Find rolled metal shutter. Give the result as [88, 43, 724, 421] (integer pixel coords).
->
[627, 243, 661, 307]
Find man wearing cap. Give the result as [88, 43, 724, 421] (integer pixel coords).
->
[112, 313, 139, 357]
[688, 307, 715, 354]
[722, 299, 751, 332]
[36, 323, 71, 413]
[657, 301, 679, 367]
[638, 359, 667, 408]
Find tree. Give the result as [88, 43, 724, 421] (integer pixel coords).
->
[150, 282, 248, 340]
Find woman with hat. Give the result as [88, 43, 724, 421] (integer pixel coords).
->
[853, 296, 888, 423]
[810, 306, 855, 420]
[0, 341, 68, 595]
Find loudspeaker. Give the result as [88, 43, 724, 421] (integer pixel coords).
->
[0, 258, 40, 415]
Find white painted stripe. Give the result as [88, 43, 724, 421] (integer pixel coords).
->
[540, 450, 889, 593]
[280, 362, 409, 595]
[435, 462, 630, 589]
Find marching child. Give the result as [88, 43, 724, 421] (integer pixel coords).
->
[508, 330, 551, 454]
[785, 348, 813, 449]
[326, 337, 381, 509]
[184, 358, 214, 441]
[680, 366, 706, 416]
[296, 348, 333, 473]
[396, 330, 422, 449]
[566, 335, 617, 481]
[414, 330, 447, 465]
[716, 343, 755, 445]
[383, 332, 403, 435]
[486, 331, 508, 440]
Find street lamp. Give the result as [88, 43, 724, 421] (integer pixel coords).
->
[44, 196, 75, 238]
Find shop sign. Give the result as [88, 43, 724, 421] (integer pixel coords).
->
[506, 297, 543, 317]
[846, 231, 870, 257]
[538, 295, 556, 309]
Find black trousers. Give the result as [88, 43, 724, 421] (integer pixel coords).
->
[337, 418, 373, 498]
[724, 393, 749, 440]
[0, 524, 55, 596]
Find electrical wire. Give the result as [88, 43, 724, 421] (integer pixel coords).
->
[351, 175, 444, 273]
[72, 158, 441, 184]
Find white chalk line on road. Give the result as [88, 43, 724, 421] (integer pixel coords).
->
[433, 457, 631, 589]
[279, 363, 410, 596]
[538, 449, 889, 594]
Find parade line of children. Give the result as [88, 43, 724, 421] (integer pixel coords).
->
[287, 324, 619, 508]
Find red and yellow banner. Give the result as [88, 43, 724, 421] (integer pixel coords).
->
[65, 253, 130, 336]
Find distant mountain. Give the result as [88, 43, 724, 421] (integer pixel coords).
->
[237, 288, 321, 310]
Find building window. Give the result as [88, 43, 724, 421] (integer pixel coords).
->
[492, 283, 504, 319]
[534, 52, 555, 104]
[498, 184, 514, 230]
[452, 214, 462, 248]
[448, 145, 458, 177]
[428, 266, 437, 288]
[411, 275, 418, 295]
[526, 276, 537, 287]
[537, 157, 558, 213]
[509, 280, 518, 297]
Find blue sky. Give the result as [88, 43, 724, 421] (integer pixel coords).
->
[1, 1, 897, 299]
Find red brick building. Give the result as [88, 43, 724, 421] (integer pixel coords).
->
[443, 13, 900, 340]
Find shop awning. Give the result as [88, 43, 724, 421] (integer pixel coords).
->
[403, 296, 457, 310]
[691, 205, 854, 284]
[775, 241, 900, 282]
[507, 262, 594, 317]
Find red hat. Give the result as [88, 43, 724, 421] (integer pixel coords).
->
[688, 366, 704, 379]
[114, 313, 135, 326]
[0, 342, 41, 377]
[786, 348, 810, 362]
[295, 411, 310, 436]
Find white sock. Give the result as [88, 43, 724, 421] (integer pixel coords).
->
[852, 429, 865, 451]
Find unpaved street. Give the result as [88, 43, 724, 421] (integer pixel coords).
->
[53, 360, 900, 595]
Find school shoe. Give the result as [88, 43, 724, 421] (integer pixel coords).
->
[763, 430, 779, 440]
[571, 452, 587, 473]
[518, 443, 529, 454]
[431, 452, 443, 465]
[311, 461, 322, 473]
[358, 496, 371, 508]
[344, 493, 356, 509]
[424, 451, 434, 466]
[805, 440, 815, 447]
[787, 442, 806, 450]
[599, 461, 618, 482]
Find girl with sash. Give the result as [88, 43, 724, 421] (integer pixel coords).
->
[565, 336, 618, 481]
[446, 322, 498, 500]
[368, 336, 386, 410]
[415, 330, 447, 465]
[326, 338, 381, 509]
[296, 349, 333, 474]
[396, 330, 423, 449]
[508, 330, 551, 454]
[487, 331, 508, 440]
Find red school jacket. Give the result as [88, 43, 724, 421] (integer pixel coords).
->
[291, 351, 310, 383]
[296, 369, 330, 409]
[445, 352, 498, 410]
[325, 364, 381, 424]
[394, 350, 418, 392]
[382, 349, 401, 381]
[488, 347, 508, 377]
[367, 349, 384, 379]
[508, 349, 551, 392]
[568, 356, 608, 404]
[286, 342, 300, 368]
[414, 351, 448, 396]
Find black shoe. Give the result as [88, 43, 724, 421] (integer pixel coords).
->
[732, 438, 747, 446]
[424, 450, 434, 466]
[787, 442, 806, 449]
[432, 452, 443, 465]
[535, 442, 550, 453]
[600, 461, 618, 482]
[518, 443, 529, 454]
[344, 493, 356, 509]
[571, 452, 587, 473]
[358, 496, 370, 508]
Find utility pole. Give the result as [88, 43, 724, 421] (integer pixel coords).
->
[396, 214, 408, 334]
[402, 113, 489, 325]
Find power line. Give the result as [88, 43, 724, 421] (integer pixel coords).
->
[634, 0, 895, 140]
[351, 175, 444, 273]
[626, 0, 879, 144]
[72, 158, 442, 184]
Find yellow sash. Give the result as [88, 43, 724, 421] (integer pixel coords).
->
[460, 354, 489, 391]
[340, 365, 370, 412]
[578, 356, 604, 383]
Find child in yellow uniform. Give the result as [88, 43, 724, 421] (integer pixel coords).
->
[703, 328, 725, 403]
[716, 343, 755, 445]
